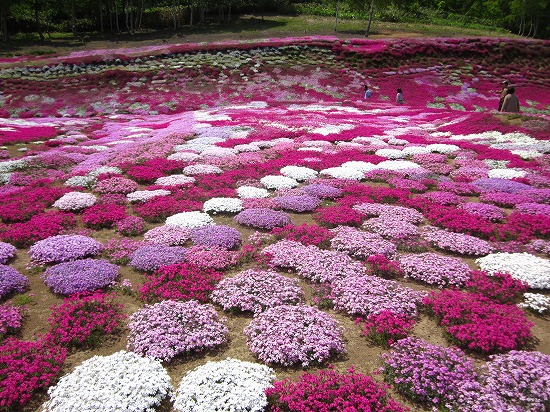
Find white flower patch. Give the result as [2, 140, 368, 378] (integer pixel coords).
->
[173, 358, 275, 412]
[336, 142, 364, 149]
[351, 137, 388, 147]
[168, 152, 200, 162]
[189, 136, 227, 145]
[320, 167, 364, 180]
[64, 175, 97, 188]
[43, 351, 173, 412]
[53, 192, 96, 211]
[166, 211, 214, 228]
[237, 186, 270, 198]
[260, 175, 299, 190]
[483, 160, 509, 169]
[203, 197, 243, 214]
[297, 147, 323, 152]
[518, 293, 550, 313]
[387, 138, 409, 146]
[476, 253, 550, 289]
[511, 149, 542, 159]
[487, 169, 527, 179]
[375, 160, 421, 170]
[426, 143, 460, 154]
[301, 140, 332, 147]
[311, 124, 354, 136]
[127, 189, 171, 203]
[200, 147, 237, 158]
[0, 159, 27, 174]
[234, 144, 260, 152]
[155, 175, 196, 186]
[183, 164, 223, 175]
[401, 146, 430, 156]
[88, 166, 122, 177]
[280, 166, 318, 181]
[375, 148, 406, 159]
[174, 143, 211, 153]
[341, 161, 378, 173]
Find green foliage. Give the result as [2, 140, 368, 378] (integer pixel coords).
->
[11, 294, 33, 306]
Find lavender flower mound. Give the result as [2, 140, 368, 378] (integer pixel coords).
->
[382, 337, 478, 407]
[190, 225, 242, 250]
[331, 275, 425, 317]
[301, 183, 342, 199]
[129, 245, 187, 272]
[53, 191, 97, 211]
[0, 265, 29, 299]
[234, 208, 291, 230]
[127, 300, 228, 362]
[173, 358, 275, 412]
[143, 225, 191, 246]
[420, 191, 466, 205]
[353, 203, 423, 224]
[263, 240, 367, 283]
[420, 226, 494, 256]
[515, 202, 550, 215]
[273, 195, 321, 213]
[399, 252, 471, 287]
[42, 258, 119, 295]
[330, 226, 397, 259]
[244, 304, 345, 366]
[29, 235, 104, 265]
[363, 216, 419, 240]
[211, 269, 303, 315]
[472, 178, 532, 193]
[459, 202, 505, 222]
[480, 351, 550, 411]
[0, 242, 16, 264]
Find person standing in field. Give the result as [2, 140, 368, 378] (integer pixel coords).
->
[498, 80, 509, 111]
[396, 88, 404, 104]
[364, 85, 373, 99]
[501, 87, 520, 113]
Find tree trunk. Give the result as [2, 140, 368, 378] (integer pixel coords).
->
[135, 0, 144, 30]
[99, 0, 104, 32]
[199, 5, 205, 24]
[115, 0, 120, 32]
[172, 0, 177, 29]
[227, 3, 231, 21]
[366, 0, 375, 37]
[71, 0, 76, 35]
[0, 7, 8, 42]
[34, 3, 44, 41]
[334, 0, 339, 31]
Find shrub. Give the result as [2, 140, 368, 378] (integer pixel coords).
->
[0, 337, 67, 408]
[465, 270, 528, 303]
[330, 226, 397, 259]
[29, 234, 103, 265]
[0, 242, 16, 264]
[0, 304, 25, 338]
[234, 208, 292, 230]
[53, 191, 97, 211]
[185, 245, 238, 270]
[0, 265, 29, 299]
[244, 304, 345, 366]
[81, 204, 127, 229]
[190, 225, 242, 249]
[143, 225, 190, 245]
[129, 245, 187, 272]
[47, 292, 125, 348]
[267, 368, 407, 412]
[273, 195, 321, 213]
[420, 226, 494, 256]
[313, 205, 363, 227]
[1, 212, 77, 248]
[102, 237, 147, 265]
[139, 262, 222, 303]
[476, 252, 550, 289]
[93, 176, 138, 194]
[127, 300, 228, 361]
[271, 223, 333, 247]
[423, 290, 533, 353]
[360, 311, 415, 348]
[114, 216, 146, 236]
[133, 196, 202, 222]
[399, 252, 471, 288]
[366, 255, 403, 279]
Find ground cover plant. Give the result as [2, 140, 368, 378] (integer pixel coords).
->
[0, 35, 549, 411]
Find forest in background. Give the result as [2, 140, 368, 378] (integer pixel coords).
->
[0, 0, 549, 43]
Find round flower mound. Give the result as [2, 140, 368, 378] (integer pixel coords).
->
[93, 177, 138, 194]
[42, 259, 119, 295]
[271, 223, 333, 247]
[330, 226, 397, 259]
[212, 269, 303, 315]
[399, 252, 471, 288]
[174, 358, 275, 412]
[266, 368, 407, 412]
[129, 245, 187, 272]
[81, 204, 127, 229]
[260, 175, 299, 190]
[139, 262, 222, 303]
[53, 191, 96, 211]
[353, 203, 423, 224]
[236, 186, 269, 199]
[127, 300, 228, 362]
[244, 304, 345, 366]
[331, 275, 426, 317]
[190, 225, 242, 249]
[234, 208, 291, 230]
[363, 216, 419, 240]
[0, 338, 67, 409]
[0, 265, 29, 299]
[476, 252, 550, 289]
[166, 211, 214, 228]
[423, 290, 533, 353]
[183, 164, 223, 175]
[203, 197, 243, 214]
[127, 189, 171, 203]
[0, 242, 16, 264]
[42, 350, 173, 412]
[280, 166, 318, 181]
[274, 195, 321, 213]
[155, 175, 195, 186]
[302, 183, 342, 199]
[382, 337, 478, 408]
[321, 166, 365, 180]
[29, 234, 104, 265]
[185, 246, 237, 270]
[481, 350, 550, 411]
[0, 303, 24, 337]
[459, 202, 506, 222]
[420, 226, 493, 256]
[143, 225, 190, 245]
[115, 216, 146, 236]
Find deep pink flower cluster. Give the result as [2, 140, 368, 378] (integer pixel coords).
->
[114, 216, 146, 236]
[139, 262, 222, 303]
[271, 223, 333, 247]
[133, 196, 202, 222]
[423, 290, 533, 353]
[244, 304, 345, 366]
[266, 368, 407, 412]
[465, 271, 528, 303]
[0, 211, 76, 247]
[0, 185, 67, 223]
[126, 165, 164, 183]
[81, 204, 127, 229]
[0, 304, 24, 337]
[313, 205, 363, 227]
[0, 337, 67, 408]
[499, 212, 550, 242]
[47, 292, 125, 348]
[212, 269, 303, 314]
[366, 254, 403, 279]
[360, 310, 415, 347]
[423, 205, 495, 239]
